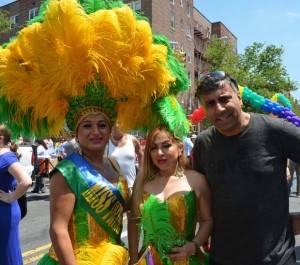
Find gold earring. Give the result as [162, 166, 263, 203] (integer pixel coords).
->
[148, 174, 155, 181]
[175, 156, 184, 178]
[77, 146, 82, 155]
[175, 166, 184, 178]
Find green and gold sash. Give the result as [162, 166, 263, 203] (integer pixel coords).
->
[55, 153, 125, 244]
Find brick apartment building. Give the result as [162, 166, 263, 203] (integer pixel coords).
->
[0, 0, 237, 125]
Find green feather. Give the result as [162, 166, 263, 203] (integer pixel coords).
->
[153, 35, 189, 95]
[153, 95, 190, 140]
[0, 96, 54, 138]
[79, 0, 124, 14]
[140, 195, 185, 259]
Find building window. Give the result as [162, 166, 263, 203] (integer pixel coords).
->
[180, 44, 184, 52]
[128, 0, 141, 12]
[181, 93, 185, 104]
[188, 72, 192, 86]
[187, 47, 192, 63]
[188, 93, 192, 110]
[171, 0, 174, 4]
[10, 15, 19, 29]
[187, 24, 191, 39]
[180, 0, 183, 7]
[206, 27, 210, 39]
[9, 36, 16, 42]
[170, 40, 178, 50]
[171, 12, 175, 29]
[187, 3, 191, 17]
[29, 8, 39, 20]
[180, 19, 183, 31]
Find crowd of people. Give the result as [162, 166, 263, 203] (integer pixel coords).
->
[0, 1, 300, 265]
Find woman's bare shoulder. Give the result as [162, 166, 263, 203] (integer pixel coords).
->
[185, 168, 206, 179]
[185, 169, 209, 193]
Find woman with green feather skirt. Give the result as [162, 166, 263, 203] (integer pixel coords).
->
[129, 125, 212, 265]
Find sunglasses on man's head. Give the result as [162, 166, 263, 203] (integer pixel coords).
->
[200, 70, 226, 79]
[197, 70, 238, 92]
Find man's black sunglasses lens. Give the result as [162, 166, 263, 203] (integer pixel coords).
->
[209, 71, 226, 78]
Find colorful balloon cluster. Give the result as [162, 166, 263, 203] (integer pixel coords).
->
[271, 93, 293, 109]
[189, 86, 300, 127]
[240, 86, 300, 127]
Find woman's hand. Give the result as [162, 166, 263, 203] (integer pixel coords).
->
[166, 241, 195, 262]
[128, 256, 139, 265]
[0, 189, 12, 204]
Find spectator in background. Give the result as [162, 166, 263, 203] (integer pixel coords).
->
[191, 134, 197, 144]
[183, 134, 194, 159]
[31, 139, 50, 193]
[44, 137, 55, 158]
[0, 124, 32, 265]
[53, 136, 64, 162]
[17, 136, 24, 145]
[288, 159, 300, 197]
[58, 134, 78, 159]
[107, 123, 143, 191]
[140, 137, 147, 150]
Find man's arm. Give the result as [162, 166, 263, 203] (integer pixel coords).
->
[132, 136, 143, 166]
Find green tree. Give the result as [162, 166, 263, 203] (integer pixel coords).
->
[0, 9, 11, 33]
[203, 35, 238, 75]
[202, 38, 299, 116]
[237, 42, 299, 115]
[238, 42, 298, 93]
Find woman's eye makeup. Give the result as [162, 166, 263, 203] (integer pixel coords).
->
[150, 142, 172, 150]
[81, 121, 108, 128]
[82, 123, 91, 128]
[98, 122, 107, 128]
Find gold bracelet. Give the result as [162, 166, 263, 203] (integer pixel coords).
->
[191, 239, 200, 255]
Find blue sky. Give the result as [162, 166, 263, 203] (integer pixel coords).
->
[0, 0, 17, 7]
[194, 0, 300, 100]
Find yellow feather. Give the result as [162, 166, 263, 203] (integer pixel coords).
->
[117, 100, 157, 132]
[75, 242, 129, 265]
[0, 1, 176, 136]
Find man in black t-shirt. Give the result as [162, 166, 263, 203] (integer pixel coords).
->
[193, 71, 300, 265]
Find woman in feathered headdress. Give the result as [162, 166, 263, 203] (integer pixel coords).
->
[0, 0, 192, 264]
[129, 125, 212, 265]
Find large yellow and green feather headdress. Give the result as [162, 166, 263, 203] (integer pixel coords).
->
[0, 0, 190, 139]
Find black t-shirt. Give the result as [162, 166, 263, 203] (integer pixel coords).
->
[193, 113, 300, 265]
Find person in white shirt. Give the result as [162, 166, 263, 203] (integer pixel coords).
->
[183, 135, 194, 158]
[107, 123, 143, 190]
[31, 139, 50, 193]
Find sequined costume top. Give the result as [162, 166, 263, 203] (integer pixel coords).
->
[140, 190, 209, 265]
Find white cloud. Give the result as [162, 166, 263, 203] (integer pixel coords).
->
[286, 12, 300, 18]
